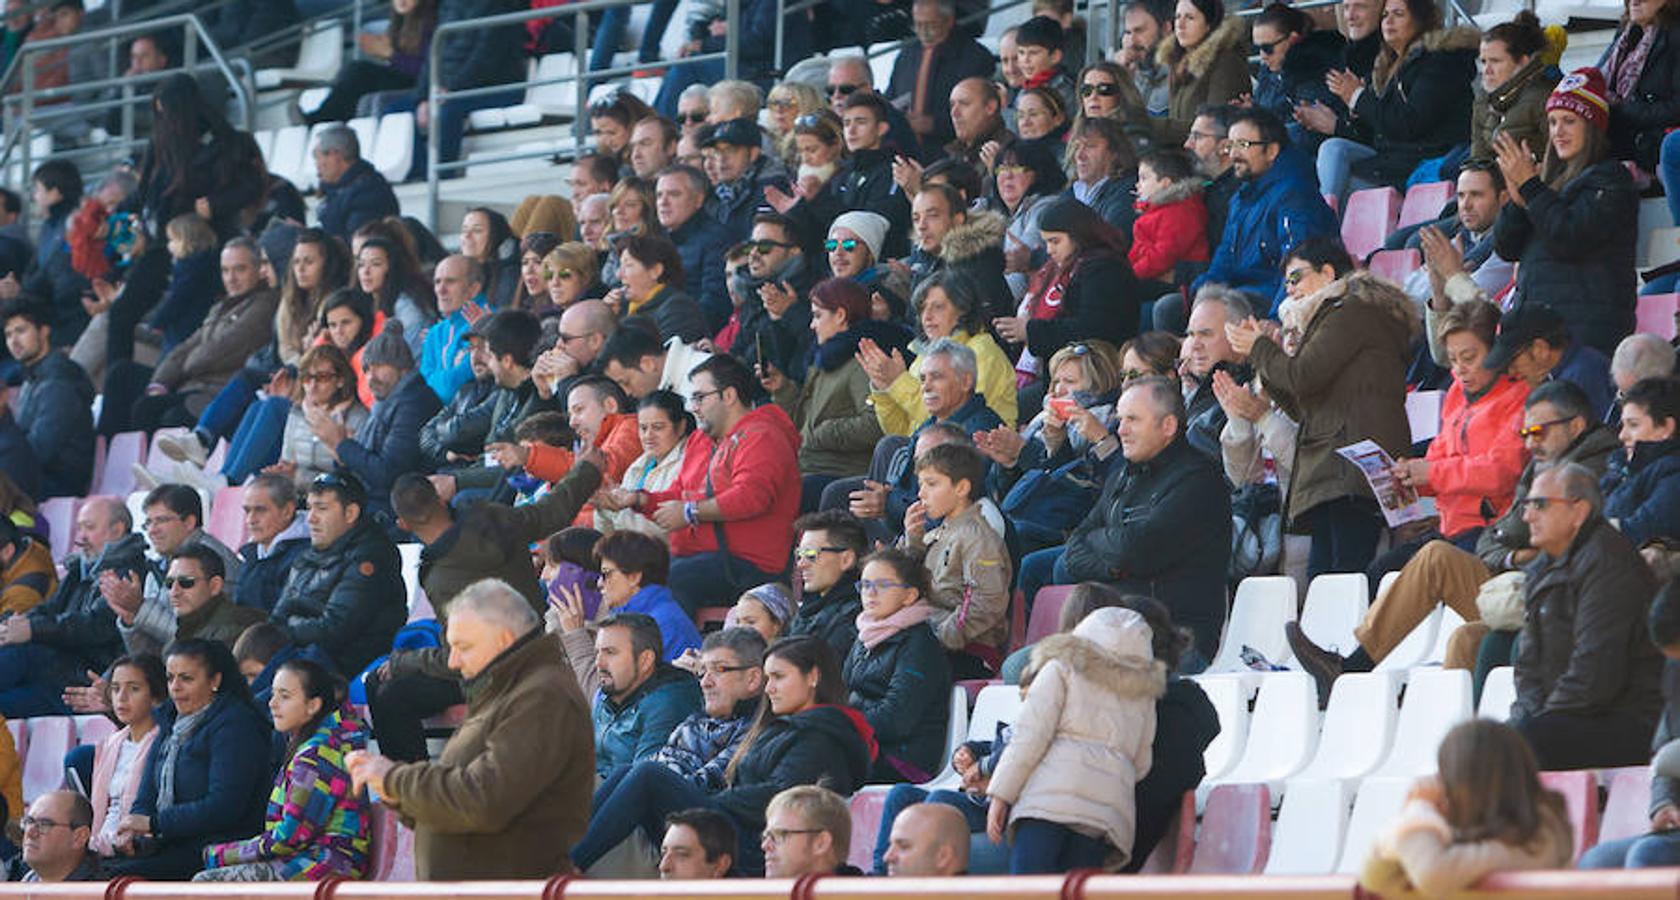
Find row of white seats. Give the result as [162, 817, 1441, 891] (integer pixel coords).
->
[252, 113, 414, 189]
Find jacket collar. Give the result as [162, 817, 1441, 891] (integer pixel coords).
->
[251, 513, 310, 560]
[463, 626, 549, 702]
[176, 593, 232, 636]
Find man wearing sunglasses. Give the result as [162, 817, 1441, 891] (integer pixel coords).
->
[825, 56, 923, 161]
[100, 484, 244, 660]
[886, 0, 995, 153]
[151, 544, 262, 651]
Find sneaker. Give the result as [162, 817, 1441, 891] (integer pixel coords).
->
[156, 431, 209, 467]
[130, 463, 162, 491]
[171, 460, 226, 495]
[1285, 621, 1342, 709]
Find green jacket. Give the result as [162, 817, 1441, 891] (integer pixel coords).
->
[177, 593, 267, 649]
[772, 348, 882, 478]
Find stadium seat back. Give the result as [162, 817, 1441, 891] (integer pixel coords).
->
[847, 790, 885, 873]
[1207, 575, 1297, 674]
[1341, 187, 1402, 261]
[1293, 573, 1368, 662]
[1373, 606, 1440, 673]
[94, 432, 147, 497]
[21, 716, 72, 802]
[372, 113, 416, 183]
[1293, 671, 1401, 783]
[1636, 293, 1679, 340]
[1336, 776, 1411, 873]
[1398, 180, 1453, 229]
[1373, 667, 1472, 778]
[1025, 585, 1075, 647]
[1478, 666, 1517, 722]
[1368, 248, 1422, 284]
[1266, 778, 1353, 875]
[1601, 767, 1654, 844]
[1188, 674, 1249, 781]
[206, 486, 248, 549]
[74, 714, 116, 748]
[38, 496, 78, 564]
[1189, 783, 1271, 873]
[1538, 769, 1599, 862]
[1137, 790, 1196, 874]
[1204, 671, 1319, 795]
[1422, 605, 1465, 667]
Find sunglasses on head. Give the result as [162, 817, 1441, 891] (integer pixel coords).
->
[825, 238, 860, 252]
[1080, 82, 1119, 97]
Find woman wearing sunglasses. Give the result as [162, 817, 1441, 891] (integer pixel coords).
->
[766, 82, 827, 169]
[1247, 3, 1344, 153]
[541, 241, 603, 313]
[1069, 62, 1150, 153]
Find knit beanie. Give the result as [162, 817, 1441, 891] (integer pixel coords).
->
[829, 211, 890, 262]
[1546, 67, 1610, 133]
[362, 320, 414, 370]
[741, 582, 794, 625]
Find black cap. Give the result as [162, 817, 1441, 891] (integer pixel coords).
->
[1483, 304, 1570, 372]
[698, 118, 760, 149]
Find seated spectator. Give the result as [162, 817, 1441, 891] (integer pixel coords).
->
[1154, 0, 1250, 146]
[105, 485, 243, 658]
[987, 606, 1164, 873]
[905, 442, 1011, 676]
[761, 785, 861, 877]
[1602, 0, 1680, 206]
[1016, 86, 1072, 152]
[726, 584, 791, 645]
[1611, 336, 1678, 419]
[1064, 117, 1138, 232]
[593, 391, 709, 539]
[540, 241, 602, 315]
[269, 473, 405, 677]
[596, 533, 703, 661]
[905, 183, 1014, 319]
[515, 233, 567, 316]
[1603, 377, 1680, 550]
[1492, 69, 1638, 356]
[822, 211, 910, 313]
[1510, 463, 1663, 768]
[313, 289, 382, 408]
[1175, 287, 1254, 460]
[819, 56, 922, 158]
[884, 803, 971, 876]
[989, 141, 1067, 301]
[20, 791, 101, 883]
[532, 300, 620, 404]
[1012, 16, 1077, 114]
[0, 395, 39, 502]
[317, 323, 443, 519]
[1470, 12, 1558, 164]
[1249, 3, 1344, 150]
[419, 254, 494, 404]
[357, 237, 437, 358]
[233, 622, 330, 706]
[0, 517, 54, 617]
[630, 117, 680, 181]
[302, 0, 435, 124]
[1228, 242, 1417, 580]
[88, 654, 164, 860]
[1361, 720, 1572, 894]
[603, 233, 709, 347]
[446, 311, 561, 493]
[1413, 161, 1516, 317]
[654, 167, 731, 331]
[727, 212, 815, 382]
[1317, 0, 1477, 201]
[862, 270, 1018, 436]
[588, 92, 653, 165]
[660, 808, 737, 879]
[314, 125, 400, 244]
[699, 119, 789, 244]
[1070, 62, 1149, 168]
[417, 339, 496, 471]
[1181, 104, 1235, 251]
[108, 639, 272, 880]
[846, 548, 953, 782]
[201, 344, 370, 492]
[944, 77, 1015, 172]
[457, 208, 520, 310]
[1041, 378, 1228, 665]
[1129, 149, 1210, 290]
[785, 510, 868, 658]
[570, 636, 873, 876]
[601, 325, 714, 407]
[1481, 304, 1617, 423]
[1, 297, 95, 497]
[141, 546, 265, 653]
[572, 153, 621, 208]
[345, 579, 595, 880]
[197, 660, 368, 882]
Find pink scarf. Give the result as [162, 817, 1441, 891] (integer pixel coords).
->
[855, 601, 935, 650]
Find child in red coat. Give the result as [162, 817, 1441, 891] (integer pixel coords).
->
[1128, 150, 1210, 288]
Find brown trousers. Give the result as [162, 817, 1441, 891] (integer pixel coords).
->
[1352, 540, 1492, 668]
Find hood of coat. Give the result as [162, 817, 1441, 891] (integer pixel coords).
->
[1136, 175, 1204, 210]
[1283, 270, 1422, 347]
[939, 209, 1009, 265]
[1158, 15, 1249, 80]
[1023, 607, 1168, 700]
[1374, 25, 1481, 91]
[786, 704, 878, 779]
[1486, 54, 1558, 113]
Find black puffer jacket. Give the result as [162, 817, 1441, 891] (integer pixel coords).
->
[1124, 676, 1220, 873]
[269, 516, 406, 676]
[27, 534, 132, 687]
[842, 621, 951, 782]
[1348, 27, 1480, 186]
[1493, 161, 1639, 356]
[14, 348, 95, 498]
[1252, 29, 1346, 126]
[785, 576, 862, 661]
[418, 375, 498, 470]
[1603, 22, 1680, 172]
[713, 704, 875, 861]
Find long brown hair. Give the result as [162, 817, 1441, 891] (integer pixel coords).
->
[276, 229, 352, 364]
[1540, 114, 1609, 191]
[1437, 720, 1569, 848]
[722, 636, 845, 785]
[389, 0, 437, 58]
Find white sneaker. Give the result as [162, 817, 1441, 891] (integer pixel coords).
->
[130, 464, 162, 491]
[156, 432, 209, 467]
[170, 460, 226, 494]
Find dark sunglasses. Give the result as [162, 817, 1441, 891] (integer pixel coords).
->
[1253, 40, 1281, 54]
[679, 112, 707, 125]
[748, 239, 797, 254]
[829, 83, 862, 97]
[825, 238, 860, 252]
[164, 575, 199, 589]
[1079, 82, 1119, 97]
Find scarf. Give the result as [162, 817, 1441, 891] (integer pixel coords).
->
[855, 600, 935, 650]
[1606, 24, 1657, 103]
[1022, 67, 1060, 91]
[156, 702, 213, 811]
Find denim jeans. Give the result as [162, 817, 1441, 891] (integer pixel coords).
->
[1316, 137, 1379, 206]
[1016, 545, 1070, 610]
[379, 87, 526, 175]
[0, 644, 74, 718]
[872, 783, 989, 873]
[571, 760, 767, 875]
[667, 551, 783, 619]
[588, 0, 679, 71]
[1661, 129, 1680, 227]
[1581, 830, 1680, 869]
[221, 397, 292, 484]
[1009, 817, 1110, 873]
[654, 58, 726, 119]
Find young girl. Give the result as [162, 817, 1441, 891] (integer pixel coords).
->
[986, 605, 1165, 873]
[144, 213, 221, 353]
[355, 237, 436, 358]
[197, 660, 370, 882]
[1362, 720, 1573, 895]
[89, 655, 165, 858]
[845, 549, 952, 783]
[731, 583, 793, 644]
[903, 441, 1012, 677]
[1127, 149, 1208, 289]
[315, 288, 383, 408]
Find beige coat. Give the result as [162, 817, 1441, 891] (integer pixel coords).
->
[1361, 797, 1573, 897]
[988, 607, 1166, 869]
[908, 502, 1012, 654]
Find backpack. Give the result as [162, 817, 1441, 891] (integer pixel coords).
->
[1000, 456, 1104, 550]
[1229, 481, 1283, 582]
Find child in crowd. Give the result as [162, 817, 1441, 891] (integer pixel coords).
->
[730, 583, 792, 644]
[846, 548, 952, 783]
[986, 606, 1164, 873]
[234, 622, 333, 706]
[88, 655, 164, 859]
[1127, 150, 1209, 289]
[1013, 16, 1075, 115]
[1362, 719, 1572, 894]
[904, 442, 1012, 677]
[543, 526, 604, 626]
[143, 212, 221, 353]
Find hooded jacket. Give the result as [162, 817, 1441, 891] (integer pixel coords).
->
[1475, 424, 1621, 571]
[0, 537, 54, 617]
[930, 208, 1015, 320]
[384, 628, 594, 880]
[712, 704, 876, 854]
[592, 663, 704, 776]
[13, 348, 95, 498]
[1602, 21, 1680, 172]
[843, 616, 952, 782]
[1194, 146, 1338, 312]
[1128, 177, 1210, 283]
[1157, 16, 1254, 145]
[269, 514, 406, 677]
[989, 607, 1166, 869]
[1470, 55, 1559, 162]
[786, 575, 863, 661]
[1602, 437, 1680, 549]
[1249, 273, 1419, 527]
[1252, 29, 1347, 126]
[1422, 373, 1530, 538]
[771, 319, 910, 477]
[1348, 27, 1480, 185]
[1493, 162, 1639, 356]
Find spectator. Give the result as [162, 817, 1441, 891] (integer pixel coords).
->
[1602, 0, 1680, 199]
[785, 510, 867, 658]
[1413, 161, 1516, 319]
[1064, 117, 1140, 231]
[986, 606, 1164, 872]
[346, 579, 595, 879]
[727, 584, 791, 643]
[19, 160, 90, 346]
[884, 803, 971, 876]
[0, 394, 39, 501]
[591, 611, 703, 778]
[1128, 148, 1210, 289]
[234, 622, 333, 706]
[135, 74, 267, 241]
[319, 323, 443, 518]
[1071, 62, 1150, 167]
[1249, 3, 1345, 151]
[459, 208, 521, 309]
[87, 654, 164, 860]
[571, 153, 620, 205]
[1015, 86, 1072, 149]
[314, 126, 400, 244]
[106, 485, 243, 658]
[601, 325, 714, 406]
[1361, 720, 1573, 894]
[765, 83, 825, 171]
[108, 639, 271, 880]
[649, 627, 768, 793]
[305, 0, 436, 124]
[1119, 2, 1170, 120]
[660, 808, 737, 879]
[269, 472, 405, 677]
[1229, 243, 1417, 579]
[1470, 12, 1558, 163]
[0, 517, 51, 616]
[541, 241, 602, 313]
[604, 233, 709, 344]
[443, 311, 562, 492]
[396, 0, 526, 176]
[823, 211, 909, 313]
[944, 77, 1015, 171]
[777, 94, 913, 261]
[990, 140, 1066, 301]
[2, 298, 95, 497]
[140, 546, 264, 653]
[823, 56, 922, 160]
[196, 343, 370, 492]
[906, 184, 1014, 320]
[579, 194, 612, 252]
[1181, 103, 1235, 248]
[231, 476, 309, 614]
[532, 299, 619, 404]
[197, 660, 368, 882]
[846, 547, 953, 782]
[731, 212, 816, 383]
[1613, 334, 1678, 399]
[762, 785, 861, 876]
[1481, 304, 1617, 423]
[1510, 463, 1662, 767]
[1603, 377, 1680, 549]
[889, 0, 997, 153]
[20, 791, 101, 882]
[631, 117, 680, 181]
[699, 119, 789, 244]
[419, 255, 494, 403]
[653, 0, 811, 121]
[595, 391, 709, 538]
[357, 237, 438, 358]
[1012, 16, 1077, 114]
[903, 442, 1011, 676]
[1154, 0, 1250, 146]
[1493, 68, 1639, 356]
[655, 166, 732, 331]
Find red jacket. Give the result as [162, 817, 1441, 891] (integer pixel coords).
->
[644, 404, 801, 573]
[1422, 373, 1530, 537]
[1128, 182, 1210, 283]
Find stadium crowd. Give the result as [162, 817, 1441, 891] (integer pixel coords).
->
[0, 0, 1679, 889]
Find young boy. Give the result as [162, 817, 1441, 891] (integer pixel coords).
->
[904, 441, 1011, 677]
[1013, 16, 1075, 116]
[1129, 148, 1210, 288]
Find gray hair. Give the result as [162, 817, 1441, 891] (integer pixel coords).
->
[315, 123, 360, 160]
[1613, 333, 1677, 385]
[922, 336, 978, 382]
[1190, 283, 1254, 324]
[680, 84, 711, 107]
[1547, 462, 1604, 516]
[913, 0, 957, 16]
[708, 80, 762, 116]
[445, 253, 485, 292]
[1125, 374, 1187, 430]
[247, 473, 296, 511]
[828, 55, 872, 88]
[701, 626, 768, 668]
[579, 192, 610, 216]
[451, 579, 540, 635]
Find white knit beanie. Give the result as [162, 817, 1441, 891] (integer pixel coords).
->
[829, 210, 890, 262]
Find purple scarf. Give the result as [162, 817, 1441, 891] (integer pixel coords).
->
[1606, 25, 1657, 104]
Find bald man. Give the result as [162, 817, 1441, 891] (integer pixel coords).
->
[883, 803, 970, 877]
[533, 299, 619, 402]
[945, 77, 1013, 170]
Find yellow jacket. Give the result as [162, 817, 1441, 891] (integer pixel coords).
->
[871, 330, 1018, 436]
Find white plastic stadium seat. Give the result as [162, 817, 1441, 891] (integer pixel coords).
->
[267, 124, 311, 187]
[371, 112, 416, 183]
[1290, 671, 1401, 784]
[1291, 573, 1369, 661]
[1371, 668, 1473, 779]
[1336, 777, 1411, 873]
[255, 21, 346, 89]
[1202, 671, 1319, 800]
[1206, 575, 1297, 677]
[1266, 778, 1353, 875]
[1479, 666, 1517, 722]
[1189, 674, 1249, 782]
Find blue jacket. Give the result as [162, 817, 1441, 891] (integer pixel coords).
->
[620, 584, 704, 661]
[1194, 147, 1338, 314]
[650, 698, 757, 791]
[886, 393, 1005, 525]
[233, 534, 310, 613]
[1548, 341, 1617, 425]
[22, 208, 89, 344]
[419, 299, 489, 403]
[129, 693, 274, 876]
[317, 159, 400, 243]
[667, 213, 732, 334]
[1604, 438, 1680, 549]
[337, 370, 443, 518]
[591, 664, 703, 776]
[249, 642, 335, 706]
[145, 250, 220, 354]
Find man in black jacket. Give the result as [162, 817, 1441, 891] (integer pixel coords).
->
[232, 475, 310, 614]
[314, 125, 400, 243]
[2, 297, 94, 498]
[784, 510, 867, 660]
[887, 0, 996, 160]
[699, 120, 789, 245]
[453, 310, 558, 492]
[408, 0, 528, 172]
[656, 166, 733, 332]
[419, 337, 498, 471]
[1062, 376, 1232, 665]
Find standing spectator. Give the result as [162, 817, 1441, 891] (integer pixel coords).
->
[135, 74, 267, 241]
[316, 324, 443, 519]
[314, 126, 400, 244]
[1469, 11, 1558, 163]
[845, 548, 953, 782]
[1, 298, 94, 498]
[889, 0, 998, 155]
[346, 579, 595, 879]
[1493, 68, 1639, 356]
[1154, 0, 1250, 146]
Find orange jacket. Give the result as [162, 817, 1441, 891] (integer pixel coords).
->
[1422, 374, 1530, 538]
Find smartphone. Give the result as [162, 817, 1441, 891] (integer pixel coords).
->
[1047, 397, 1079, 419]
[755, 331, 768, 369]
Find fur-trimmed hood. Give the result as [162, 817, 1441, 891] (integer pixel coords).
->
[1136, 175, 1203, 210]
[940, 208, 1008, 265]
[1158, 15, 1250, 82]
[1023, 607, 1167, 700]
[1373, 25, 1481, 92]
[1282, 270, 1423, 348]
[1484, 54, 1557, 113]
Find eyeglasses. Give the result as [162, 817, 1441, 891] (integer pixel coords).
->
[1517, 495, 1580, 511]
[1186, 130, 1223, 142]
[163, 575, 199, 590]
[1119, 368, 1147, 381]
[302, 369, 340, 383]
[1079, 81, 1119, 97]
[142, 514, 181, 529]
[679, 111, 708, 125]
[768, 97, 798, 110]
[701, 663, 757, 677]
[824, 239, 860, 252]
[829, 83, 862, 97]
[748, 239, 797, 254]
[859, 579, 912, 594]
[1253, 40, 1282, 54]
[1228, 137, 1274, 151]
[544, 267, 577, 280]
[1518, 417, 1575, 440]
[764, 827, 824, 845]
[21, 816, 77, 832]
[793, 545, 850, 562]
[689, 388, 724, 406]
[995, 165, 1029, 177]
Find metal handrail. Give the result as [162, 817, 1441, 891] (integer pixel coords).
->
[423, 0, 743, 227]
